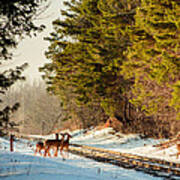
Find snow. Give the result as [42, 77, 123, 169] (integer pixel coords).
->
[71, 127, 180, 163]
[0, 127, 179, 180]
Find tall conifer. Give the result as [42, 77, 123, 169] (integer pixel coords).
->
[121, 0, 180, 119]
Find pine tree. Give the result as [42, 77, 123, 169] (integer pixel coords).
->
[40, 0, 140, 122]
[0, 0, 47, 135]
[121, 0, 180, 119]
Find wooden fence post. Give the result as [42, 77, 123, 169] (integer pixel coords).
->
[10, 134, 14, 152]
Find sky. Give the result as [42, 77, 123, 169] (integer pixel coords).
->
[1, 0, 65, 82]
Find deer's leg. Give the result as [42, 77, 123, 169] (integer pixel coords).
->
[34, 148, 38, 155]
[60, 143, 63, 152]
[48, 147, 51, 157]
[44, 147, 47, 157]
[54, 146, 58, 157]
[44, 146, 50, 157]
[39, 149, 42, 156]
[60, 145, 66, 159]
[62, 145, 68, 158]
[60, 146, 63, 155]
[65, 145, 69, 158]
[65, 148, 68, 158]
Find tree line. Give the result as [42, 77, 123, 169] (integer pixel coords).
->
[1, 81, 63, 135]
[40, 0, 180, 138]
[2, 80, 102, 135]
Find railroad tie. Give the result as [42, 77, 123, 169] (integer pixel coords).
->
[69, 144, 180, 178]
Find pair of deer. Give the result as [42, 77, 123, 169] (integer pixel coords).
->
[35, 132, 72, 157]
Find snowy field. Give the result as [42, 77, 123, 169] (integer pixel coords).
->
[0, 127, 180, 180]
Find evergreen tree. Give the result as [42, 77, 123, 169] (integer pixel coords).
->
[121, 0, 180, 119]
[0, 0, 46, 59]
[0, 0, 47, 135]
[40, 0, 140, 123]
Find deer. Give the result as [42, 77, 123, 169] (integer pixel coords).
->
[60, 132, 72, 158]
[44, 133, 65, 157]
[176, 144, 180, 159]
[35, 141, 45, 156]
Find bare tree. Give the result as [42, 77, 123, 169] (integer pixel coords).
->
[2, 80, 63, 135]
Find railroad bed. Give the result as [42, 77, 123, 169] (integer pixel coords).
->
[69, 144, 180, 179]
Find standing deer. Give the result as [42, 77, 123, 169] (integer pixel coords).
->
[176, 144, 180, 159]
[35, 141, 45, 156]
[44, 133, 65, 157]
[60, 133, 72, 158]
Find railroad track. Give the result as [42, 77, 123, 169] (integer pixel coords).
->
[69, 143, 180, 179]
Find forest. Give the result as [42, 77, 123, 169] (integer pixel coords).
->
[0, 0, 180, 139]
[40, 0, 180, 138]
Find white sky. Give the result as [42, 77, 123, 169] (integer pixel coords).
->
[1, 0, 65, 82]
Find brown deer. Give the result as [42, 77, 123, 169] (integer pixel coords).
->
[60, 133, 72, 157]
[44, 133, 65, 157]
[176, 144, 180, 159]
[35, 141, 45, 156]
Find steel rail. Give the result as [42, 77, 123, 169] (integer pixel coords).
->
[69, 143, 180, 179]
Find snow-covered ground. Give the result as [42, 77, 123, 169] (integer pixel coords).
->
[0, 127, 179, 180]
[71, 128, 180, 163]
